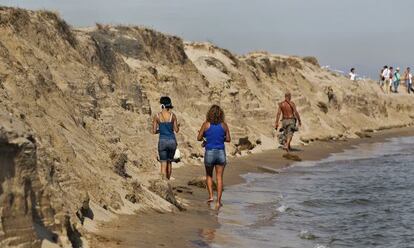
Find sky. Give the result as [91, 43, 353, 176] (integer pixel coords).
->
[1, 0, 413, 78]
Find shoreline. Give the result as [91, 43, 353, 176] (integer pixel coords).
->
[93, 126, 414, 248]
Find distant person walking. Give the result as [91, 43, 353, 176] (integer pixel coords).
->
[388, 67, 394, 94]
[393, 67, 401, 93]
[404, 67, 414, 94]
[349, 68, 356, 81]
[381, 66, 390, 93]
[379, 66, 387, 91]
[152, 96, 180, 180]
[275, 92, 302, 152]
[197, 105, 231, 209]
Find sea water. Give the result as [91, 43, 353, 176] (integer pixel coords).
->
[207, 136, 414, 248]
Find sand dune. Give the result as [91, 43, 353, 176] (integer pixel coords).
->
[1, 7, 414, 247]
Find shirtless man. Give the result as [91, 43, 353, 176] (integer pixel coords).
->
[274, 92, 302, 152]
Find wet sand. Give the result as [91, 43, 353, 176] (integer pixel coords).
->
[95, 126, 414, 248]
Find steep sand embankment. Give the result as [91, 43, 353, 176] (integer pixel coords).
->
[1, 7, 414, 247]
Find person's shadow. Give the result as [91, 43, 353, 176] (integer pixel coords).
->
[282, 153, 302, 161]
[277, 146, 303, 152]
[288, 147, 303, 152]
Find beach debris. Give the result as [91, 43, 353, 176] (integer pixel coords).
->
[188, 176, 217, 190]
[282, 153, 302, 161]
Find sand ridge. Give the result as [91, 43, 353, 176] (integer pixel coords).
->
[1, 6, 414, 247]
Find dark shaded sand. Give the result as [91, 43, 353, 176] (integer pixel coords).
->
[95, 127, 414, 248]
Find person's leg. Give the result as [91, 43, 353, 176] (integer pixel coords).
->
[389, 80, 392, 93]
[285, 120, 295, 152]
[166, 162, 172, 180]
[281, 120, 289, 151]
[285, 134, 293, 152]
[158, 140, 168, 179]
[205, 166, 214, 202]
[165, 140, 176, 180]
[384, 81, 387, 93]
[160, 162, 167, 179]
[215, 165, 225, 207]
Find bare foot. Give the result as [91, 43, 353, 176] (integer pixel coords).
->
[215, 202, 223, 210]
[206, 198, 214, 204]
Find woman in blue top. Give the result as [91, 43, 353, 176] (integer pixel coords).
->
[197, 105, 231, 208]
[152, 96, 180, 180]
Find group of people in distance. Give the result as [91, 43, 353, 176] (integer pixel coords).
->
[152, 93, 301, 208]
[379, 66, 413, 94]
[349, 66, 414, 94]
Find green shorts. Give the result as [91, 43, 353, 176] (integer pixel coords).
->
[282, 119, 297, 138]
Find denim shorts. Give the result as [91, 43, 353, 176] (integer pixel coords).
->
[204, 149, 226, 167]
[158, 139, 177, 162]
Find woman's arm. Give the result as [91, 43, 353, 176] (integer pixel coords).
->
[197, 122, 207, 141]
[173, 114, 180, 133]
[152, 115, 159, 134]
[223, 122, 231, 143]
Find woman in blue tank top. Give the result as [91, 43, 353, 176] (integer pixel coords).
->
[152, 96, 180, 180]
[197, 105, 231, 208]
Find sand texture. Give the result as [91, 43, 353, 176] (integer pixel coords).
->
[1, 6, 414, 247]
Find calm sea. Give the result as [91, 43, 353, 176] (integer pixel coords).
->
[207, 136, 414, 248]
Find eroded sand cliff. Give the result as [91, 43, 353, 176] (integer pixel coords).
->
[1, 7, 414, 247]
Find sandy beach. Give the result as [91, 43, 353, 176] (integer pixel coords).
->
[2, 7, 414, 247]
[94, 126, 414, 248]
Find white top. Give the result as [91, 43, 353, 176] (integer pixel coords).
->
[409, 73, 412, 84]
[382, 68, 390, 79]
[349, 72, 356, 81]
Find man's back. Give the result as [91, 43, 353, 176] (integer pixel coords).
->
[279, 100, 295, 119]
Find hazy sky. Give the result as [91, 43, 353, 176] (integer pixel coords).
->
[1, 0, 413, 78]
